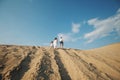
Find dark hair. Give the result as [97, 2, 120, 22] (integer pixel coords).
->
[54, 37, 57, 40]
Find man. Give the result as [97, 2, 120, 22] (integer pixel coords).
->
[59, 37, 64, 48]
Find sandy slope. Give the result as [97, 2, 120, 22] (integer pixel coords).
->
[0, 43, 120, 80]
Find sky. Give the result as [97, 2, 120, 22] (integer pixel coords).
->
[0, 0, 120, 49]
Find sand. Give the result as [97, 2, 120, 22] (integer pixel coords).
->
[0, 43, 120, 80]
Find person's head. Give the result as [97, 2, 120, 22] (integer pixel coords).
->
[54, 37, 57, 40]
[51, 41, 53, 43]
[60, 37, 62, 39]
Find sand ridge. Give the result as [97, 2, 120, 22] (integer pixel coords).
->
[0, 43, 120, 80]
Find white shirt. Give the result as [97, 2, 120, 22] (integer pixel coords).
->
[60, 38, 63, 42]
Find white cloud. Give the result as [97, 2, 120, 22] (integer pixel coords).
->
[72, 23, 81, 33]
[84, 8, 120, 43]
[117, 8, 120, 13]
[58, 33, 81, 42]
[57, 22, 81, 42]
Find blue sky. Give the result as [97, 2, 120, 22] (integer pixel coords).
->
[0, 0, 120, 49]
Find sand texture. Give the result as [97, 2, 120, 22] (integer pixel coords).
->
[0, 43, 120, 80]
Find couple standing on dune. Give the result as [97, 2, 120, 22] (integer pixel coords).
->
[50, 37, 64, 49]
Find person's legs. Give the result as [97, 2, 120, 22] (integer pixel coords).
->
[60, 42, 61, 48]
[60, 43, 62, 48]
[53, 44, 55, 49]
[54, 43, 57, 49]
[62, 42, 64, 48]
[61, 42, 63, 48]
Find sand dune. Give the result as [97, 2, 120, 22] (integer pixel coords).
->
[0, 43, 120, 80]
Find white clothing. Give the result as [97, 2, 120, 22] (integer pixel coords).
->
[50, 43, 53, 47]
[60, 38, 63, 42]
[53, 40, 58, 48]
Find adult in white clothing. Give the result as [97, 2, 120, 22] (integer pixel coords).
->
[53, 37, 58, 49]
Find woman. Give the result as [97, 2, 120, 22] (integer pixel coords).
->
[53, 37, 58, 49]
